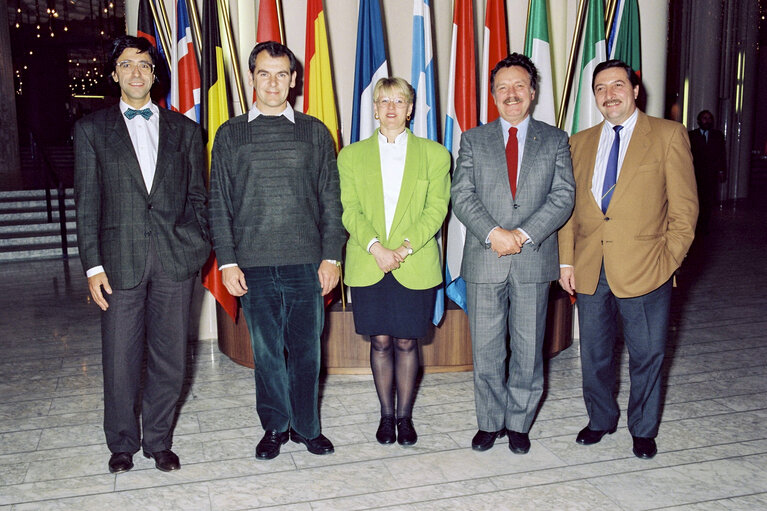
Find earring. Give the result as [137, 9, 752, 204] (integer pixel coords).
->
[407, 114, 411, 121]
[374, 113, 379, 120]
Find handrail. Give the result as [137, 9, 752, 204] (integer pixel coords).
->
[29, 132, 69, 259]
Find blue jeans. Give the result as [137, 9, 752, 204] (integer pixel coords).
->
[240, 264, 323, 438]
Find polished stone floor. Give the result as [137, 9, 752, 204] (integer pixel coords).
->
[1, 200, 766, 510]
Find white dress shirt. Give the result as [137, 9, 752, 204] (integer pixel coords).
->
[366, 129, 409, 252]
[590, 108, 638, 204]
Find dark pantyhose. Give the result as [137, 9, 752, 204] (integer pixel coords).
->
[369, 335, 419, 418]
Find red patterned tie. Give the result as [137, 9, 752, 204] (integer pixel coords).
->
[506, 126, 519, 198]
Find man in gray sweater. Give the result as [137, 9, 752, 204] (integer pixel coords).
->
[209, 41, 345, 460]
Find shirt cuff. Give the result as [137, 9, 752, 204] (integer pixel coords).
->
[367, 238, 380, 253]
[517, 228, 532, 244]
[559, 264, 573, 268]
[485, 227, 500, 244]
[219, 263, 238, 270]
[86, 266, 105, 278]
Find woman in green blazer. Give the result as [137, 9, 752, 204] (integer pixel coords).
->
[338, 78, 450, 446]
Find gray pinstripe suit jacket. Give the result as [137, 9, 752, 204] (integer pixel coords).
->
[451, 117, 575, 284]
[74, 105, 209, 289]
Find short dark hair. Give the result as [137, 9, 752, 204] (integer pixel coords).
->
[249, 41, 297, 73]
[108, 35, 158, 76]
[592, 59, 639, 90]
[490, 52, 538, 93]
[697, 110, 713, 123]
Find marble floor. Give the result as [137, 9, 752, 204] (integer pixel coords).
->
[1, 198, 766, 510]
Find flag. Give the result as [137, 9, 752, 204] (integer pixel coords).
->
[410, 0, 442, 323]
[200, 0, 237, 321]
[608, 0, 641, 76]
[137, 0, 168, 107]
[171, 0, 201, 122]
[565, 0, 606, 135]
[444, 0, 477, 312]
[480, 0, 507, 125]
[350, 0, 388, 143]
[524, 0, 556, 125]
[254, 0, 284, 104]
[304, 0, 342, 307]
[304, 0, 340, 151]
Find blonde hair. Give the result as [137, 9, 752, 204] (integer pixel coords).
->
[372, 77, 414, 104]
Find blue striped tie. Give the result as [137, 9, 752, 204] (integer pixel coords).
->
[601, 125, 623, 213]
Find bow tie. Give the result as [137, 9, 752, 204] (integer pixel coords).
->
[124, 108, 153, 120]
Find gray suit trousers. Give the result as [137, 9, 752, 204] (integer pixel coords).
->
[467, 274, 550, 433]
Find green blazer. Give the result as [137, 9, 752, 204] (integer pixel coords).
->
[338, 129, 451, 289]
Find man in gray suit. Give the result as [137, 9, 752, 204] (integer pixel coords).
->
[452, 53, 574, 454]
[74, 36, 209, 474]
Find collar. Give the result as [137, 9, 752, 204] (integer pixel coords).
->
[604, 107, 639, 131]
[119, 99, 158, 116]
[248, 103, 295, 123]
[377, 128, 408, 145]
[500, 115, 531, 138]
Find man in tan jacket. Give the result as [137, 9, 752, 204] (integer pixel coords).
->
[558, 59, 698, 459]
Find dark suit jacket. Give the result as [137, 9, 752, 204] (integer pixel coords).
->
[451, 117, 575, 284]
[74, 104, 209, 289]
[688, 127, 726, 203]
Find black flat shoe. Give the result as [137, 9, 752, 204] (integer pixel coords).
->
[575, 425, 617, 445]
[507, 430, 530, 455]
[108, 452, 133, 474]
[255, 430, 289, 460]
[290, 429, 334, 455]
[143, 449, 180, 472]
[471, 429, 505, 451]
[396, 417, 417, 446]
[376, 415, 396, 444]
[632, 436, 657, 459]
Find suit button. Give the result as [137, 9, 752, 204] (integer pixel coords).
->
[144, 230, 151, 237]
[513, 204, 519, 209]
[148, 204, 153, 210]
[604, 217, 610, 221]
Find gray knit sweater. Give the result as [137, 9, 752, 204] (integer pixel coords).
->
[208, 112, 345, 268]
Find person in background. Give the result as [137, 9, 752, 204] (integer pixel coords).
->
[689, 109, 726, 235]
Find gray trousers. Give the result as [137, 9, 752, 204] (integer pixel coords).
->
[101, 242, 194, 454]
[467, 275, 550, 433]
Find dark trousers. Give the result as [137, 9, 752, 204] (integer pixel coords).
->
[240, 264, 323, 439]
[101, 242, 194, 454]
[577, 265, 672, 438]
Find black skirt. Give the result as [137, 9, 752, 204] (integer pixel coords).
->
[350, 273, 437, 339]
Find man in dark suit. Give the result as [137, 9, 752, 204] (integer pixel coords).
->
[74, 36, 209, 474]
[452, 53, 575, 455]
[689, 110, 726, 234]
[559, 60, 698, 459]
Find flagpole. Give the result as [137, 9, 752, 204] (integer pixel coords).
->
[148, 0, 172, 67]
[186, 0, 203, 61]
[217, 0, 247, 109]
[605, 0, 618, 44]
[556, 0, 589, 129]
[276, 0, 285, 44]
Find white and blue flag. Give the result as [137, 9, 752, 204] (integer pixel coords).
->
[351, 0, 388, 143]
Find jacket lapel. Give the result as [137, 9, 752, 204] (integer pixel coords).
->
[389, 130, 418, 236]
[610, 111, 651, 207]
[150, 109, 179, 197]
[106, 105, 148, 196]
[517, 118, 541, 191]
[362, 132, 387, 239]
[578, 122, 604, 214]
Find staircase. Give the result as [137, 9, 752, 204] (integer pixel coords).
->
[0, 189, 78, 262]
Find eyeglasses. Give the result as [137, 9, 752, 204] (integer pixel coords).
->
[116, 60, 155, 74]
[376, 97, 408, 108]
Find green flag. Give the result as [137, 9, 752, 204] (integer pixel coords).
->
[608, 0, 641, 77]
[524, 0, 556, 125]
[565, 0, 606, 135]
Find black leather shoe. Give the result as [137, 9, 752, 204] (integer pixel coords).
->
[575, 425, 617, 445]
[290, 429, 334, 455]
[376, 415, 396, 445]
[632, 436, 657, 459]
[256, 430, 289, 460]
[507, 430, 531, 454]
[143, 449, 180, 472]
[471, 429, 505, 451]
[108, 452, 134, 474]
[396, 417, 418, 446]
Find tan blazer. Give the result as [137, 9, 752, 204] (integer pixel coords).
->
[558, 111, 698, 298]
